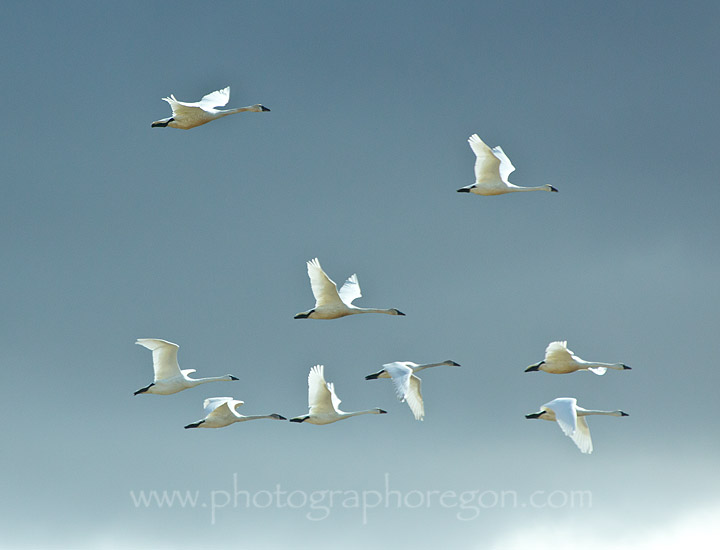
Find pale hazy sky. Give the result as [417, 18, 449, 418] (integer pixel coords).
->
[2, 1, 719, 548]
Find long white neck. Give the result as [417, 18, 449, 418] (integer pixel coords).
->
[352, 307, 400, 315]
[220, 105, 259, 116]
[340, 409, 383, 419]
[412, 362, 451, 373]
[576, 408, 625, 417]
[187, 375, 234, 387]
[577, 360, 626, 370]
[508, 185, 551, 192]
[213, 110, 240, 119]
[236, 414, 280, 422]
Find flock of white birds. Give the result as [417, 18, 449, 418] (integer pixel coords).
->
[138, 86, 630, 453]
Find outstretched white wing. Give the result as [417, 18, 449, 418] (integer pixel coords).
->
[326, 382, 342, 413]
[545, 341, 574, 364]
[587, 366, 608, 376]
[490, 146, 516, 184]
[203, 397, 243, 421]
[545, 398, 578, 438]
[382, 362, 413, 400]
[198, 86, 230, 109]
[161, 86, 230, 117]
[468, 134, 510, 184]
[136, 338, 182, 381]
[203, 397, 239, 414]
[308, 365, 340, 415]
[404, 375, 425, 421]
[571, 416, 593, 454]
[338, 273, 362, 306]
[382, 362, 424, 420]
[306, 258, 343, 308]
[542, 398, 593, 453]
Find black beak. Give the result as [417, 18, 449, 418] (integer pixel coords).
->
[622, 364, 632, 370]
[261, 105, 271, 111]
[457, 187, 471, 193]
[549, 186, 559, 192]
[525, 411, 546, 419]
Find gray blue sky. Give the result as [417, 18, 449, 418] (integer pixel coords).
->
[2, 1, 719, 548]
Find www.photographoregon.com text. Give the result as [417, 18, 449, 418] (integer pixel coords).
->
[130, 473, 592, 525]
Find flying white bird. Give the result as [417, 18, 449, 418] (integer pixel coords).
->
[151, 86, 270, 129]
[134, 338, 239, 395]
[525, 397, 628, 454]
[289, 365, 387, 425]
[457, 134, 558, 195]
[184, 397, 286, 429]
[525, 341, 631, 375]
[294, 258, 405, 319]
[365, 360, 460, 420]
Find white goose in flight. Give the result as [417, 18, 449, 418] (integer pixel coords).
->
[525, 341, 631, 375]
[151, 86, 270, 129]
[294, 258, 404, 319]
[457, 134, 558, 195]
[289, 365, 387, 425]
[365, 360, 460, 420]
[184, 397, 286, 428]
[134, 338, 239, 395]
[525, 397, 628, 454]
